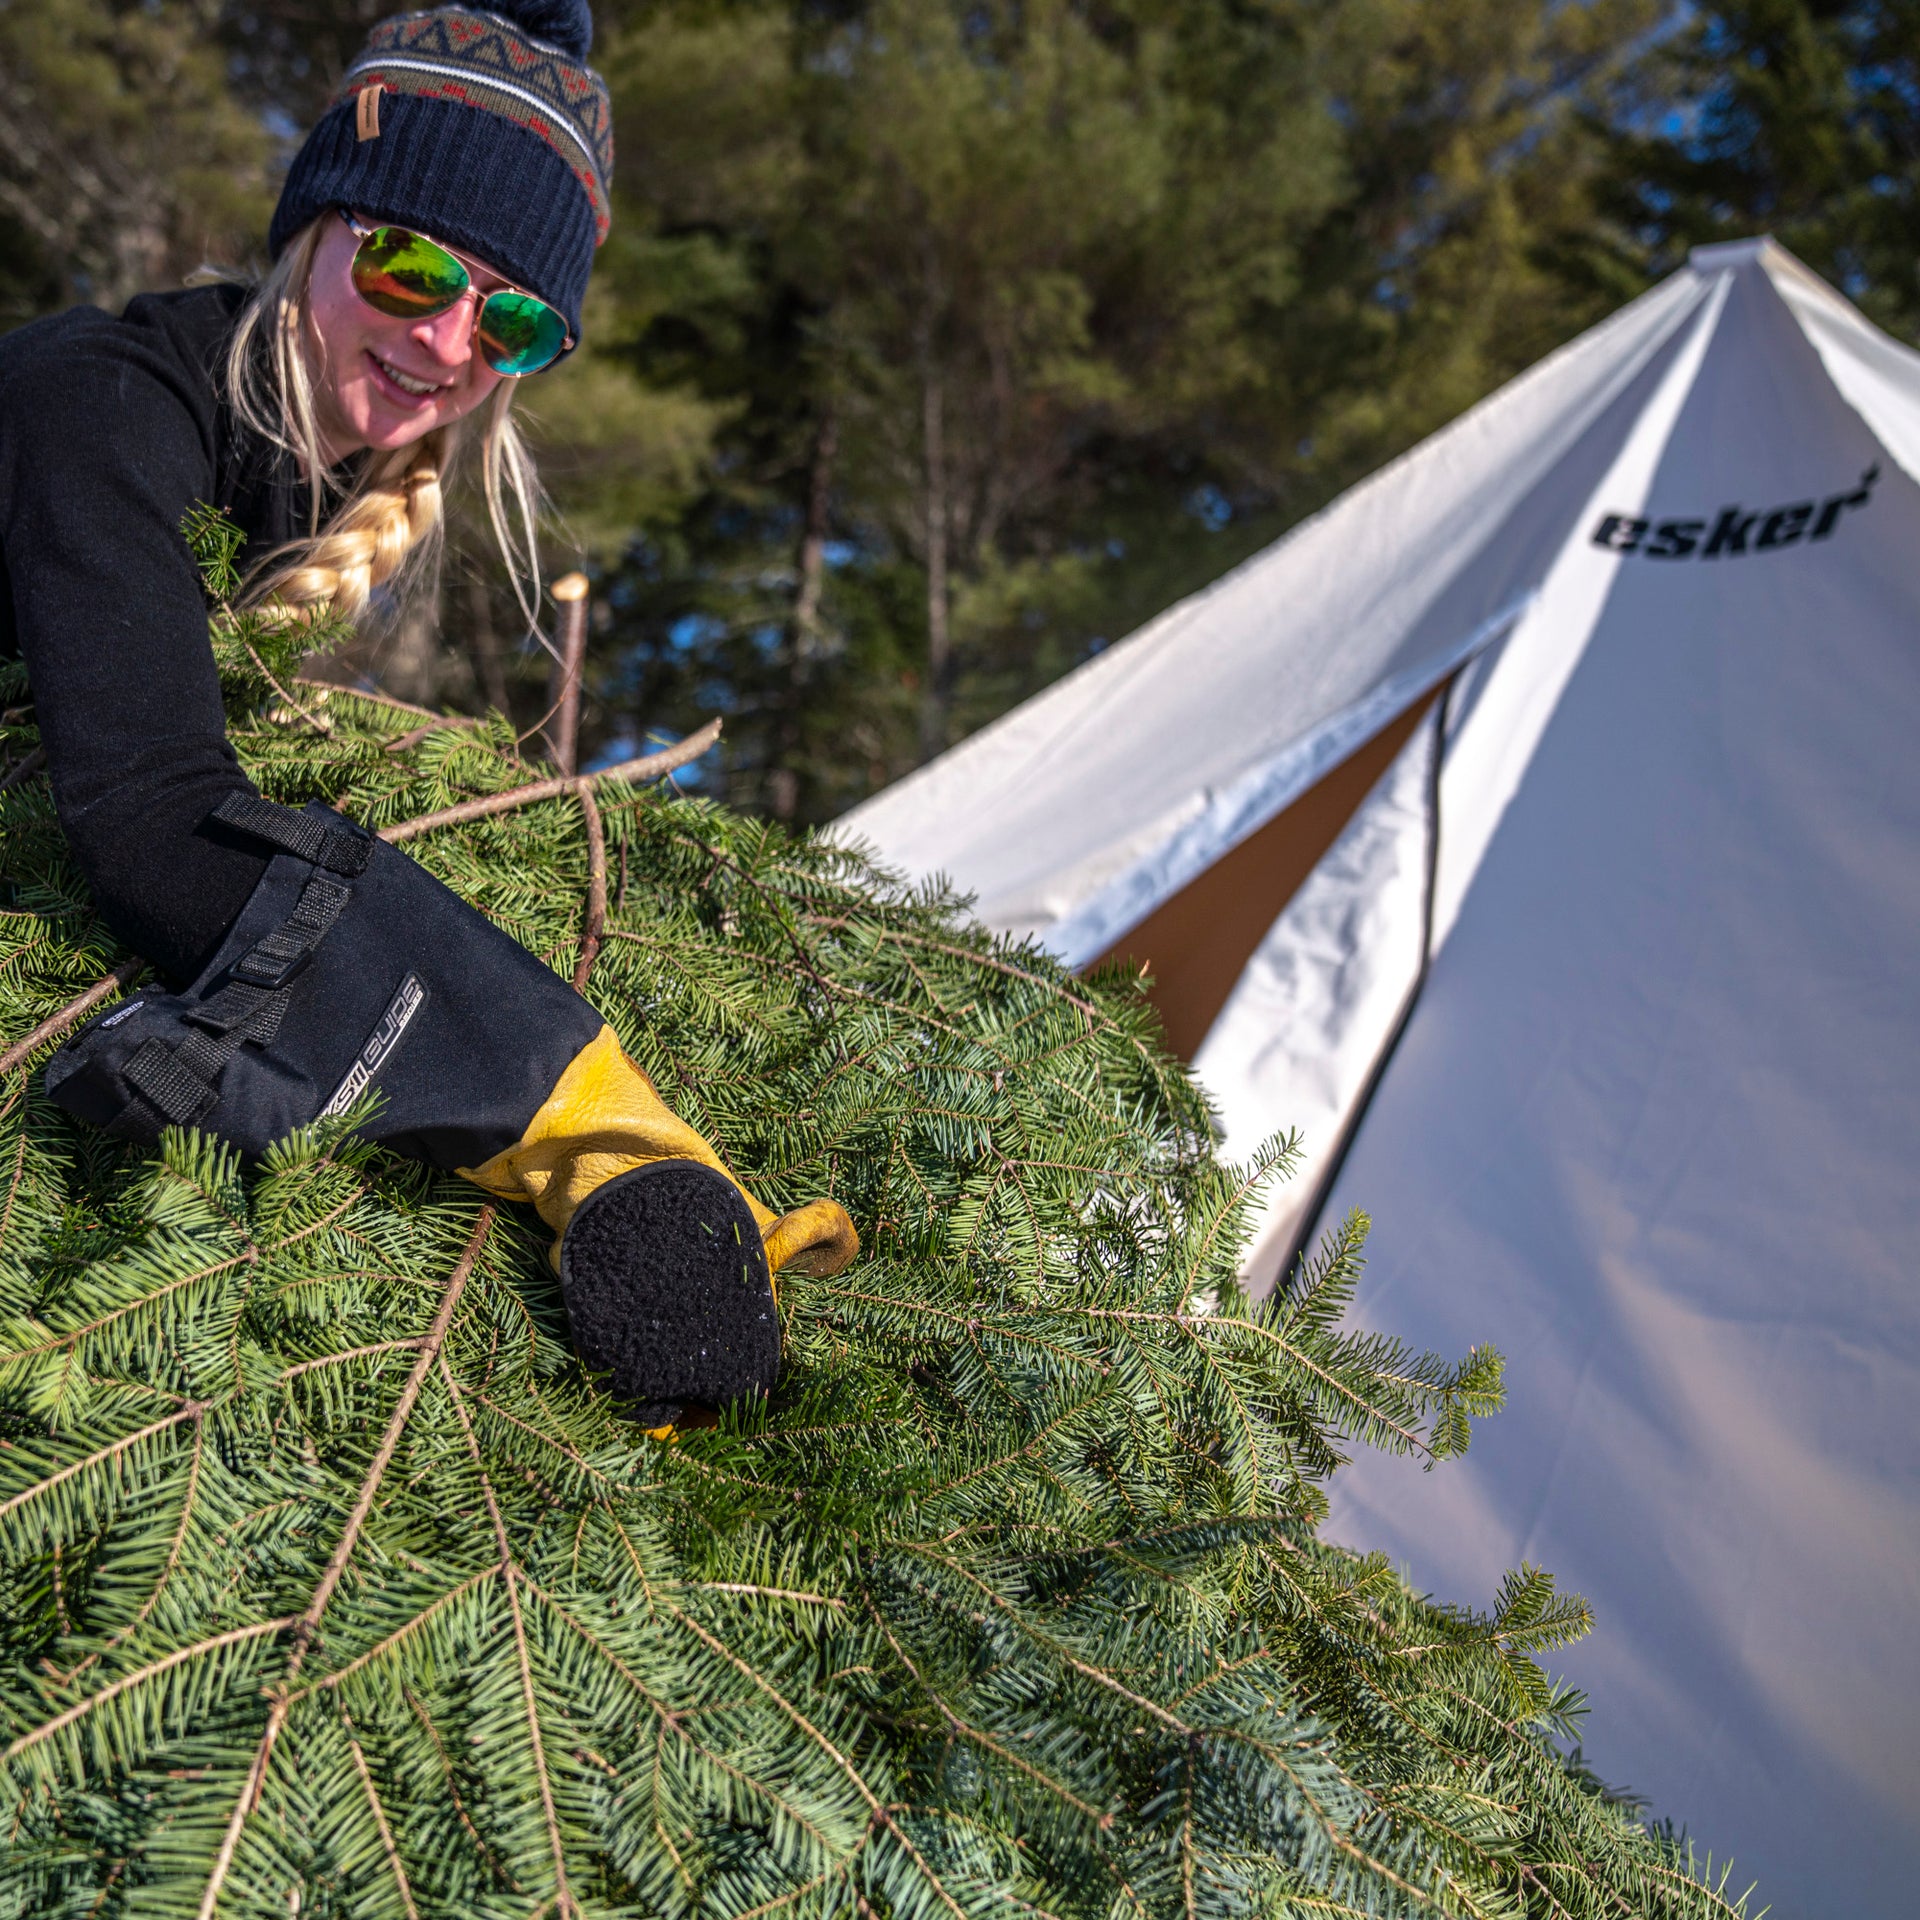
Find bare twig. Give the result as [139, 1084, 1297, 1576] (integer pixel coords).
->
[571, 781, 608, 991]
[385, 715, 479, 756]
[0, 958, 145, 1078]
[378, 719, 721, 844]
[0, 747, 46, 794]
[248, 643, 333, 734]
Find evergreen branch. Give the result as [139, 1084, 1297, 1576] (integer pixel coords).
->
[278, 1338, 422, 1379]
[522, 1573, 841, 1849]
[340, 1699, 422, 1920]
[1514, 1860, 1584, 1920]
[405, 1681, 521, 1889]
[469, 1387, 622, 1487]
[1180, 1750, 1196, 1919]
[900, 1548, 1193, 1736]
[807, 918, 1118, 1036]
[0, 636, 1752, 1915]
[803, 1283, 1112, 1378]
[732, 1843, 876, 1920]
[293, 1566, 502, 1701]
[46, 1414, 214, 1688]
[260, 1180, 373, 1252]
[2, 1618, 295, 1765]
[1178, 1144, 1299, 1303]
[1196, 1724, 1464, 1916]
[293, 677, 442, 721]
[683, 1582, 847, 1610]
[0, 1399, 208, 1525]
[515, 1577, 678, 1725]
[4, 1247, 258, 1362]
[0, 957, 145, 1077]
[864, 1598, 1113, 1826]
[378, 719, 721, 843]
[918, 1404, 1102, 1499]
[0, 1111, 27, 1248]
[243, 639, 334, 734]
[1082, 1307, 1437, 1461]
[672, 829, 836, 999]
[658, 1600, 973, 1920]
[440, 1353, 576, 1920]
[194, 1205, 494, 1920]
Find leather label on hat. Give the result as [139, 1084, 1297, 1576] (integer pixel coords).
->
[356, 83, 384, 141]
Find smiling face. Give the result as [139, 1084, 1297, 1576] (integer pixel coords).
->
[303, 211, 509, 462]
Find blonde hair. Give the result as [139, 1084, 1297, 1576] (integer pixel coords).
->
[224, 215, 546, 627]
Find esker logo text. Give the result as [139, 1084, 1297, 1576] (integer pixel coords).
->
[1592, 464, 1878, 560]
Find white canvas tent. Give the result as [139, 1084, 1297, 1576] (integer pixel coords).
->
[837, 239, 1920, 1917]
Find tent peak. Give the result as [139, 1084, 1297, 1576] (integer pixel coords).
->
[1688, 235, 1777, 274]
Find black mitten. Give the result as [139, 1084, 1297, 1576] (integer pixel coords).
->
[44, 793, 823, 1426]
[45, 793, 601, 1168]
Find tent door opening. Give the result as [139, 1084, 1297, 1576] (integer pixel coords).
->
[1087, 689, 1442, 1061]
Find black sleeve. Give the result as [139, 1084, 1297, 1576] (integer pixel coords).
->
[0, 310, 270, 984]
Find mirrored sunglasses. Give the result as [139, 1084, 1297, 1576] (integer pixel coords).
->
[340, 211, 573, 377]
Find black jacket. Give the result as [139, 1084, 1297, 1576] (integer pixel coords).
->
[5, 286, 607, 1174]
[0, 285, 306, 982]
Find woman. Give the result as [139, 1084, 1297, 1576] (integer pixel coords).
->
[0, 0, 855, 1427]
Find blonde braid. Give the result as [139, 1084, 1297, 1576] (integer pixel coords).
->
[256, 432, 449, 619]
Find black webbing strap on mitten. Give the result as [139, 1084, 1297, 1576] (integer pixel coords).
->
[47, 790, 604, 1168]
[113, 863, 353, 1128]
[229, 872, 351, 989]
[210, 791, 372, 877]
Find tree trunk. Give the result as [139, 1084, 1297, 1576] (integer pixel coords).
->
[467, 573, 513, 720]
[792, 408, 837, 666]
[379, 601, 440, 706]
[918, 367, 950, 767]
[768, 408, 838, 821]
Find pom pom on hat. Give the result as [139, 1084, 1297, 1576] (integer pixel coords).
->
[490, 0, 593, 58]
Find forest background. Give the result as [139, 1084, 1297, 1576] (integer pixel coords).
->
[2, 0, 1911, 823]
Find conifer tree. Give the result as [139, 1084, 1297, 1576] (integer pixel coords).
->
[0, 542, 1753, 1916]
[0, 0, 272, 324]
[1594, 0, 1920, 339]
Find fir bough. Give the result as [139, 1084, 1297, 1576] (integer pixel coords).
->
[0, 582, 1750, 1915]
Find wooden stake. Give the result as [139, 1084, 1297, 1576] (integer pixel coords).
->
[545, 573, 590, 775]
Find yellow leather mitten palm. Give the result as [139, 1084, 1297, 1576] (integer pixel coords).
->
[460, 1025, 858, 1278]
[457, 1026, 855, 1429]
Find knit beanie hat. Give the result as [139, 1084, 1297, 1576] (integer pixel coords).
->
[268, 2, 612, 349]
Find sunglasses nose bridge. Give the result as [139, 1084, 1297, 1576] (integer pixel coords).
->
[410, 285, 487, 363]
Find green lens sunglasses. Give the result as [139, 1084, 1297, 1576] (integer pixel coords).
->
[339, 210, 573, 377]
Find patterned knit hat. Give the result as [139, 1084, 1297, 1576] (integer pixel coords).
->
[269, 1, 612, 348]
